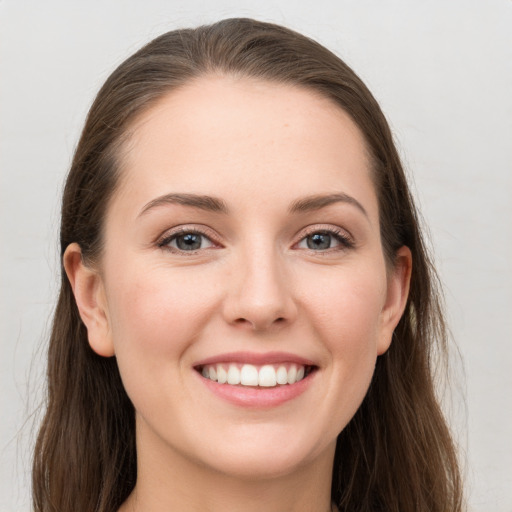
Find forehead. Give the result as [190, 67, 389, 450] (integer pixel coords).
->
[113, 76, 377, 221]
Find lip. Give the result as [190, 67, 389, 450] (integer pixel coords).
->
[196, 370, 316, 408]
[193, 351, 316, 367]
[193, 351, 318, 408]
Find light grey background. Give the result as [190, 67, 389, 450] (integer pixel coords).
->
[1, 1, 511, 511]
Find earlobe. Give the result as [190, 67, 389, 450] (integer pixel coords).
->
[377, 246, 412, 355]
[63, 243, 115, 357]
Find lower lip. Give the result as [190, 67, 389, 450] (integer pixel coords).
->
[196, 371, 316, 408]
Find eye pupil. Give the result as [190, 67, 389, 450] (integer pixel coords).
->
[176, 233, 202, 250]
[307, 233, 331, 250]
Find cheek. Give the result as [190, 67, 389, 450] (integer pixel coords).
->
[104, 263, 220, 382]
[299, 263, 386, 401]
[302, 263, 386, 343]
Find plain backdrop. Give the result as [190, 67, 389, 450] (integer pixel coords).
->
[1, 1, 511, 511]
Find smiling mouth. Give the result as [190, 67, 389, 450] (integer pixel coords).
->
[196, 363, 317, 388]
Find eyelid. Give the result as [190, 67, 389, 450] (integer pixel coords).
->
[293, 224, 355, 250]
[154, 223, 354, 253]
[156, 224, 222, 251]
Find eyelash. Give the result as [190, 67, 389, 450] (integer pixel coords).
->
[157, 225, 354, 254]
[157, 227, 219, 254]
[297, 226, 355, 252]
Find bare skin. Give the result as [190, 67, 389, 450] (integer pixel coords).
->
[65, 76, 411, 512]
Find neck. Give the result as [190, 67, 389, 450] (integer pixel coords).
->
[120, 419, 336, 512]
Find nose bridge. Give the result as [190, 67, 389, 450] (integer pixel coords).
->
[224, 238, 296, 331]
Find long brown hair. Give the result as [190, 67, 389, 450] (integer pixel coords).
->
[33, 18, 463, 512]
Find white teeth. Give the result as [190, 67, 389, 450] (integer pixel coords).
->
[227, 365, 241, 385]
[201, 362, 311, 387]
[217, 365, 227, 384]
[276, 365, 288, 385]
[287, 365, 297, 384]
[258, 365, 277, 387]
[240, 364, 259, 386]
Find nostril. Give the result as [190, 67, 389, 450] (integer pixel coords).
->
[232, 316, 287, 330]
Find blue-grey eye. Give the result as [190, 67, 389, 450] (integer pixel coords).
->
[165, 232, 214, 251]
[176, 233, 202, 250]
[306, 233, 332, 250]
[297, 230, 350, 251]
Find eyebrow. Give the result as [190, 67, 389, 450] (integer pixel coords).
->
[289, 193, 368, 218]
[138, 193, 229, 217]
[138, 191, 368, 218]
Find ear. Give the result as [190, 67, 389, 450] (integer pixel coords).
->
[63, 243, 115, 357]
[377, 246, 412, 355]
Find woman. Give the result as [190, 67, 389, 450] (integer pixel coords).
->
[32, 18, 463, 512]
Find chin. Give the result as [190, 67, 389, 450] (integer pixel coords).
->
[193, 426, 333, 481]
[206, 451, 312, 481]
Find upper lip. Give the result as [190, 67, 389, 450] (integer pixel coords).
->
[193, 351, 317, 367]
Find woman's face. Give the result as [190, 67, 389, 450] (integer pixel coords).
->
[74, 76, 410, 480]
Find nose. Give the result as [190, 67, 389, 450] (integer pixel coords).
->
[222, 247, 298, 332]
